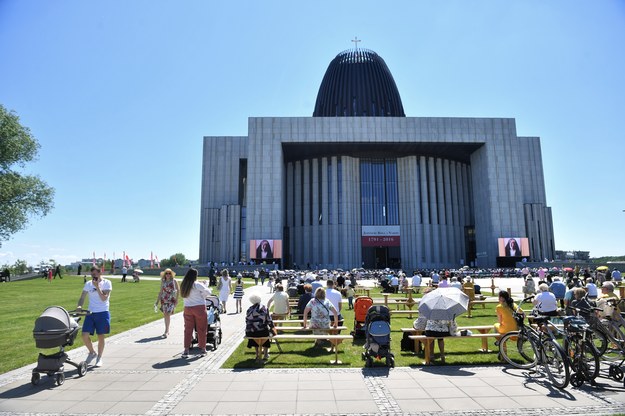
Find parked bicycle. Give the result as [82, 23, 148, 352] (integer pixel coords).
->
[498, 295, 570, 389]
[561, 314, 600, 387]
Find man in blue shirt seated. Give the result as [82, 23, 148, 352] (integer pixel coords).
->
[549, 276, 567, 309]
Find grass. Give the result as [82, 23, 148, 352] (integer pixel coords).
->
[223, 288, 503, 369]
[1, 278, 504, 373]
[0, 275, 164, 374]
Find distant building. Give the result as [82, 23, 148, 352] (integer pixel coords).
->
[555, 251, 590, 261]
[200, 47, 555, 269]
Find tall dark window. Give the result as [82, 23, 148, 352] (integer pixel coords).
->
[337, 157, 343, 224]
[328, 159, 333, 224]
[360, 159, 399, 225]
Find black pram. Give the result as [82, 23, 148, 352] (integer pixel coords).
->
[362, 305, 395, 367]
[31, 306, 88, 386]
[192, 295, 222, 351]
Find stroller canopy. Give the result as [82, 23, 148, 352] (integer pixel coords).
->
[33, 306, 77, 334]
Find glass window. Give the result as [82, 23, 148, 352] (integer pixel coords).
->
[360, 158, 399, 226]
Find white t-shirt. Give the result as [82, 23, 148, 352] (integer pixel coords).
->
[183, 281, 212, 307]
[326, 288, 342, 313]
[82, 279, 112, 313]
[534, 291, 558, 313]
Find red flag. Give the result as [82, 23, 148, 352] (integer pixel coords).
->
[155, 255, 160, 268]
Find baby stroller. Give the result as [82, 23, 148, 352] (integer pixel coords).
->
[351, 296, 373, 339]
[192, 295, 222, 351]
[31, 306, 88, 386]
[362, 305, 395, 367]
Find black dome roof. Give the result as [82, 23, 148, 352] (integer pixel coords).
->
[313, 48, 405, 117]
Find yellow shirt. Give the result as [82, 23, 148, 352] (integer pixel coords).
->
[495, 303, 518, 334]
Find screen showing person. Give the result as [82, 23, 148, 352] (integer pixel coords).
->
[504, 238, 521, 257]
[256, 240, 274, 259]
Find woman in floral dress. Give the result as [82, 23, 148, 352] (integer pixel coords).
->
[303, 287, 338, 347]
[155, 268, 180, 338]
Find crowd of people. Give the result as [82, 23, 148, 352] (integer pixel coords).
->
[71, 263, 622, 367]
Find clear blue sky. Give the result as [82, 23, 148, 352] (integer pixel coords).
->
[1, 1, 624, 267]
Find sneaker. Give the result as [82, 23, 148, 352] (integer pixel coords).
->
[198, 350, 207, 357]
[181, 350, 189, 359]
[85, 352, 97, 365]
[94, 357, 103, 367]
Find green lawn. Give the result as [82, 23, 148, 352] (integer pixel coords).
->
[1, 278, 504, 373]
[223, 288, 503, 368]
[0, 276, 164, 374]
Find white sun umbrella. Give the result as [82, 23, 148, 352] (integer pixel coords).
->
[418, 287, 469, 320]
[134, 269, 144, 274]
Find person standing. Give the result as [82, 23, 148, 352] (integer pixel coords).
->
[180, 268, 211, 358]
[121, 265, 128, 283]
[53, 264, 62, 279]
[77, 264, 82, 276]
[155, 268, 180, 338]
[218, 269, 233, 313]
[233, 277, 244, 313]
[76, 267, 112, 367]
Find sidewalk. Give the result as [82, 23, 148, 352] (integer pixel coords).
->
[0, 281, 624, 415]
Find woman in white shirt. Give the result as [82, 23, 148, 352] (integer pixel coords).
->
[180, 268, 212, 358]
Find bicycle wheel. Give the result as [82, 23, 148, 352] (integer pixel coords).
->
[604, 322, 625, 361]
[565, 337, 600, 382]
[589, 327, 608, 356]
[542, 339, 570, 389]
[499, 331, 537, 369]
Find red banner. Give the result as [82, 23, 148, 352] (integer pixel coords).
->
[361, 236, 401, 247]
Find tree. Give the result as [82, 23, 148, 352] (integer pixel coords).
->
[160, 253, 188, 267]
[0, 105, 54, 246]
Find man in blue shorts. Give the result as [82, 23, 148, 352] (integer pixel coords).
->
[76, 267, 112, 367]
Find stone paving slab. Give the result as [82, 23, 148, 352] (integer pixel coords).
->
[1, 280, 624, 415]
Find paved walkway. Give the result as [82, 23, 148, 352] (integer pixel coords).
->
[1, 279, 624, 415]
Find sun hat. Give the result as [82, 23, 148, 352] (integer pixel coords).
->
[160, 268, 176, 278]
[250, 294, 261, 304]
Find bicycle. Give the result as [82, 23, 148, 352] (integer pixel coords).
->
[561, 314, 600, 387]
[498, 295, 571, 389]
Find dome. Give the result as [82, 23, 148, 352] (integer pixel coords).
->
[313, 48, 405, 117]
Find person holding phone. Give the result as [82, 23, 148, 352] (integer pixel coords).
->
[76, 267, 112, 368]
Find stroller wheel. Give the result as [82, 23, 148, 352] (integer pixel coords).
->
[31, 373, 40, 385]
[78, 361, 87, 377]
[366, 357, 373, 368]
[386, 357, 395, 368]
[55, 373, 65, 386]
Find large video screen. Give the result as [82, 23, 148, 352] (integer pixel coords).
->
[498, 237, 530, 257]
[249, 239, 282, 260]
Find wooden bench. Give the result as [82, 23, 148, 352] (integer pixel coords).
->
[408, 331, 501, 365]
[466, 300, 499, 317]
[245, 334, 353, 364]
[401, 325, 496, 354]
[276, 326, 348, 333]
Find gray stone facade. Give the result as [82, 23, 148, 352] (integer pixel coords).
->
[200, 116, 555, 269]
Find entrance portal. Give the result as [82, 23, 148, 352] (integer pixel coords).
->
[362, 246, 401, 269]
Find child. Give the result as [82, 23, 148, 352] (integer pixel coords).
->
[346, 284, 355, 309]
[233, 277, 244, 313]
